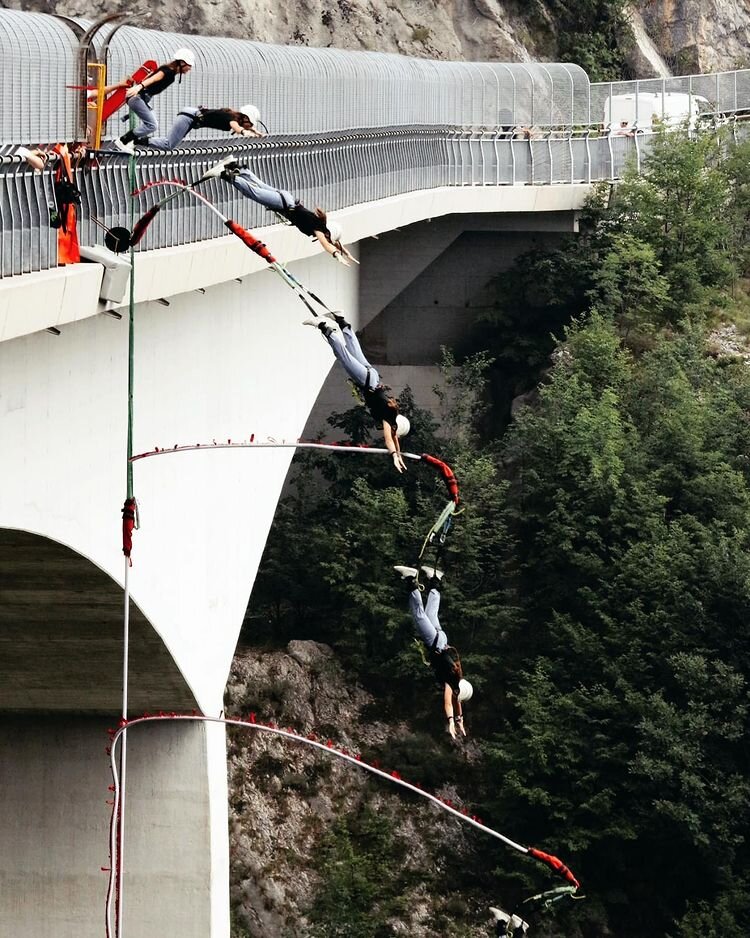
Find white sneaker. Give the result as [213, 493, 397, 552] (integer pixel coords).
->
[421, 565, 444, 582]
[393, 565, 419, 580]
[302, 318, 322, 328]
[199, 155, 239, 181]
[490, 908, 528, 935]
[113, 138, 134, 154]
[323, 310, 349, 328]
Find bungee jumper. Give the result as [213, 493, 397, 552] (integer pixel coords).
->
[304, 310, 410, 472]
[393, 564, 473, 738]
[489, 906, 529, 937]
[121, 178, 343, 327]
[113, 48, 196, 153]
[202, 156, 355, 264]
[144, 104, 265, 150]
[489, 884, 580, 936]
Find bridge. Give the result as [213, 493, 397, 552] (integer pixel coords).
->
[1, 11, 748, 937]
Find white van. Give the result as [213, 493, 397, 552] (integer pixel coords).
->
[603, 91, 713, 130]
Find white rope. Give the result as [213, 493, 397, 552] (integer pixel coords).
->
[130, 439, 424, 463]
[105, 711, 528, 938]
[117, 558, 131, 938]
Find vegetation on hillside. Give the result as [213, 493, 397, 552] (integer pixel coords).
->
[244, 130, 750, 936]
[528, 0, 633, 80]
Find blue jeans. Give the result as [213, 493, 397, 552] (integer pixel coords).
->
[409, 588, 447, 652]
[228, 168, 295, 213]
[325, 325, 380, 389]
[127, 94, 158, 138]
[148, 108, 198, 150]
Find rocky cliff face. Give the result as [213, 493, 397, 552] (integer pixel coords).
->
[225, 640, 487, 937]
[9, 0, 750, 83]
[6, 0, 540, 62]
[635, 0, 750, 73]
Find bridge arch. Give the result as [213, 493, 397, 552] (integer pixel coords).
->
[0, 528, 197, 712]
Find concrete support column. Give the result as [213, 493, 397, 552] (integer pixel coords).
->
[0, 716, 228, 938]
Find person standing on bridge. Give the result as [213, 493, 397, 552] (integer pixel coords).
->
[393, 564, 473, 737]
[201, 157, 355, 264]
[144, 105, 265, 150]
[114, 48, 196, 153]
[303, 311, 410, 472]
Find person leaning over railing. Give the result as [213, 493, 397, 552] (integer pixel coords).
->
[145, 104, 265, 150]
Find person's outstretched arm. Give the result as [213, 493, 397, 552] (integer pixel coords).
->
[444, 684, 458, 739]
[382, 421, 406, 473]
[229, 119, 265, 138]
[314, 230, 351, 264]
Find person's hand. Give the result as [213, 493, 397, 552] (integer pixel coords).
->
[332, 250, 350, 266]
[125, 84, 141, 100]
[17, 147, 47, 172]
[455, 714, 467, 737]
[391, 452, 407, 473]
[447, 717, 457, 740]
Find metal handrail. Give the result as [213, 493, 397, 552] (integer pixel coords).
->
[1, 125, 647, 279]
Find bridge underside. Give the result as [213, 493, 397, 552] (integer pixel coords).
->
[0, 530, 197, 713]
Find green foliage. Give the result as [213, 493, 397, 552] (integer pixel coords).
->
[486, 130, 744, 390]
[526, 0, 632, 81]
[589, 232, 670, 336]
[612, 129, 735, 321]
[245, 124, 750, 937]
[306, 807, 416, 937]
[486, 315, 750, 936]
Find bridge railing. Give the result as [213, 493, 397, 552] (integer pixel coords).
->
[591, 71, 750, 124]
[1, 127, 641, 278]
[0, 124, 698, 279]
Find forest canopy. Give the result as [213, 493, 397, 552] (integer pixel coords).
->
[245, 129, 750, 937]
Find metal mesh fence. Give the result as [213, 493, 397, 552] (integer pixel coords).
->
[3, 11, 750, 280]
[0, 11, 592, 145]
[2, 128, 644, 278]
[591, 71, 750, 128]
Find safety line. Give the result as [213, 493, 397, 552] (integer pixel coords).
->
[129, 439, 423, 462]
[104, 712, 579, 937]
[103, 713, 503, 937]
[116, 137, 139, 938]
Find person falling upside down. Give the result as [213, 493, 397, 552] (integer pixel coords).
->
[304, 311, 410, 473]
[393, 564, 473, 737]
[201, 157, 355, 263]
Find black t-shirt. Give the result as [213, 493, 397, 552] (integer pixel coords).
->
[194, 108, 237, 132]
[281, 203, 330, 240]
[142, 64, 177, 98]
[430, 648, 461, 694]
[362, 385, 396, 427]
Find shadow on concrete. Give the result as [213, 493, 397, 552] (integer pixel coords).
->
[0, 529, 198, 714]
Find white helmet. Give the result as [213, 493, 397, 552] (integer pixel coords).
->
[395, 414, 410, 437]
[172, 47, 196, 67]
[458, 679, 473, 702]
[239, 104, 261, 126]
[327, 220, 343, 243]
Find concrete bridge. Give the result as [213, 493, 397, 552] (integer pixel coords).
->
[2, 11, 748, 937]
